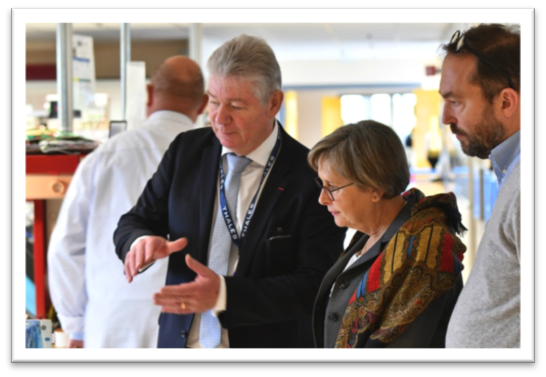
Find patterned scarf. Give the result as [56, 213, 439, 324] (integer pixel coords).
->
[334, 188, 466, 348]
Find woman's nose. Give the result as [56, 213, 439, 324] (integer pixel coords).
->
[318, 187, 331, 206]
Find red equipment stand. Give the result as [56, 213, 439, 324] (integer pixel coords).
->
[26, 154, 86, 319]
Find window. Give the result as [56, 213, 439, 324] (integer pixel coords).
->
[340, 93, 417, 141]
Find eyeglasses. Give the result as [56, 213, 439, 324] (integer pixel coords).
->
[449, 30, 515, 90]
[315, 177, 354, 201]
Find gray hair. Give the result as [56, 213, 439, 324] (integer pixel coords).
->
[308, 120, 410, 199]
[207, 34, 282, 103]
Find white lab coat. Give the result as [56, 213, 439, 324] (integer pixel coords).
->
[48, 111, 195, 348]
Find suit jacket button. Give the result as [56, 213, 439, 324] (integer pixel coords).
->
[181, 330, 187, 338]
[328, 312, 338, 322]
[340, 280, 349, 289]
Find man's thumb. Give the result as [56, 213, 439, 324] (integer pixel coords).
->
[165, 237, 188, 254]
[185, 254, 210, 276]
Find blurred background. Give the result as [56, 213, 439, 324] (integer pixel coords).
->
[24, 22, 499, 322]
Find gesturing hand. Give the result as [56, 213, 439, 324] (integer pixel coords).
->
[125, 236, 188, 283]
[153, 254, 221, 314]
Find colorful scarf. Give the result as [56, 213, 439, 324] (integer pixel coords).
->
[334, 188, 466, 348]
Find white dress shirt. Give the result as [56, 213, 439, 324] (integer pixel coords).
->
[186, 122, 280, 348]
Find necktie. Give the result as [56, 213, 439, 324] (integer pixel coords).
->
[200, 153, 252, 348]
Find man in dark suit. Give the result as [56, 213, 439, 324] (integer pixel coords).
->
[114, 34, 346, 348]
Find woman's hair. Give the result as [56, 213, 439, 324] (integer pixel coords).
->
[207, 34, 282, 104]
[308, 120, 410, 199]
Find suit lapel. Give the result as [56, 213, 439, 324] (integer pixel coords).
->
[318, 198, 416, 297]
[338, 196, 414, 275]
[343, 238, 382, 273]
[235, 127, 291, 276]
[316, 233, 368, 300]
[197, 137, 222, 264]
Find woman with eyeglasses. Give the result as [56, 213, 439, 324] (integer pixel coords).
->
[309, 120, 467, 348]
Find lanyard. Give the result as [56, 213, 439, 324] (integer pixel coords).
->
[218, 127, 282, 249]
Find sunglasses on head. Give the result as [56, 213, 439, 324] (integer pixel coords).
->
[449, 30, 515, 90]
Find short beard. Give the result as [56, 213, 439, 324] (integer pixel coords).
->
[451, 108, 506, 159]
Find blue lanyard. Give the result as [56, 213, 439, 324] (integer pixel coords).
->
[218, 127, 282, 249]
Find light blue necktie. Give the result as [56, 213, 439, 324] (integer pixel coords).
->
[200, 153, 251, 348]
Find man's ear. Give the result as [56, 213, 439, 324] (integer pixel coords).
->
[197, 94, 209, 116]
[146, 84, 154, 108]
[497, 88, 519, 119]
[268, 90, 284, 117]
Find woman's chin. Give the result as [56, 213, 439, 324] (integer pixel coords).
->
[333, 218, 346, 228]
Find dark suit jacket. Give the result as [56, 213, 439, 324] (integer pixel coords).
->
[114, 125, 346, 348]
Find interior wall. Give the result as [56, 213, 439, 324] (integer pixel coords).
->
[26, 40, 189, 79]
[94, 41, 189, 78]
[296, 90, 335, 149]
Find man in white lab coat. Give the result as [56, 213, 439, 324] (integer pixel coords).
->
[47, 56, 208, 348]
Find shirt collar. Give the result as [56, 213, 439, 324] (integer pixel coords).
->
[489, 130, 520, 184]
[146, 110, 193, 126]
[221, 121, 279, 167]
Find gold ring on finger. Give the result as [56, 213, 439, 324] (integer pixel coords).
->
[180, 302, 186, 310]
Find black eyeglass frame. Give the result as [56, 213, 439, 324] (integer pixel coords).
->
[315, 177, 354, 201]
[449, 30, 515, 90]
